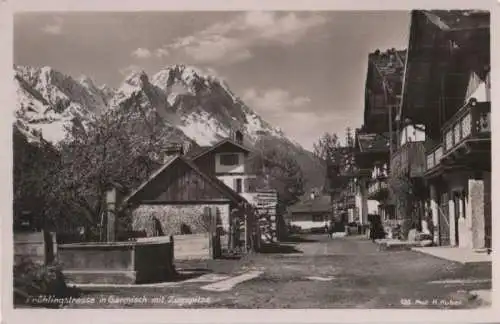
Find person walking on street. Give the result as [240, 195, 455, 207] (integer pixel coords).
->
[328, 220, 334, 239]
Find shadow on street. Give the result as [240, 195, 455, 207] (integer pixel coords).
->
[280, 235, 319, 243]
[258, 242, 303, 254]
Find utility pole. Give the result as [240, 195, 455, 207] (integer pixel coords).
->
[382, 80, 393, 170]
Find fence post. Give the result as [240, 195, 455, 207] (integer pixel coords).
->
[244, 212, 248, 253]
[208, 207, 214, 259]
[43, 230, 56, 265]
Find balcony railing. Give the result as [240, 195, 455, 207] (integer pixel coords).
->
[367, 179, 388, 199]
[425, 144, 443, 171]
[442, 101, 490, 154]
[390, 141, 426, 178]
[425, 101, 490, 171]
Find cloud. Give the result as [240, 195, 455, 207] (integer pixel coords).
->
[42, 17, 63, 35]
[182, 36, 252, 64]
[159, 11, 326, 65]
[119, 64, 143, 76]
[131, 47, 152, 59]
[242, 88, 311, 113]
[154, 48, 169, 58]
[241, 87, 351, 150]
[259, 13, 327, 44]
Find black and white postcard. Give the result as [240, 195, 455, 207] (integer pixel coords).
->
[2, 0, 498, 323]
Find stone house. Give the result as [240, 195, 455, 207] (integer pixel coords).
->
[118, 131, 267, 252]
[121, 154, 249, 239]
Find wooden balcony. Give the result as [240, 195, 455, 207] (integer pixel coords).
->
[441, 100, 490, 158]
[367, 178, 389, 201]
[425, 100, 491, 174]
[390, 141, 427, 178]
[425, 144, 444, 171]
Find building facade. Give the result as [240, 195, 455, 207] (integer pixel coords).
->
[188, 132, 280, 242]
[398, 10, 491, 249]
[354, 48, 406, 234]
[288, 192, 333, 231]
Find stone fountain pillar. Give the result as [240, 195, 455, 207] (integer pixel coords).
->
[105, 183, 126, 242]
[106, 187, 117, 242]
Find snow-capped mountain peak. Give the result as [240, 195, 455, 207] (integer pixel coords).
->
[14, 64, 325, 190]
[78, 75, 96, 88]
[16, 64, 287, 148]
[123, 70, 149, 87]
[13, 65, 116, 143]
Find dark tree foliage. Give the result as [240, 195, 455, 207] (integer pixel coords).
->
[13, 125, 61, 230]
[14, 92, 190, 236]
[313, 129, 356, 194]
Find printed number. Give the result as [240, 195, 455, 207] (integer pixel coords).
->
[400, 299, 412, 306]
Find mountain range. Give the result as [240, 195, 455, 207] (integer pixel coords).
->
[14, 64, 325, 190]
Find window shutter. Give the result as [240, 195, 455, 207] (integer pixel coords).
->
[233, 178, 238, 191]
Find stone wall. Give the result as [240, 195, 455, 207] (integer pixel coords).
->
[131, 204, 230, 236]
[14, 231, 56, 265]
[58, 240, 175, 284]
[173, 233, 212, 260]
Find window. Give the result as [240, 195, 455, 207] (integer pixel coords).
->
[312, 215, 324, 222]
[220, 153, 239, 166]
[235, 178, 242, 193]
[245, 178, 258, 193]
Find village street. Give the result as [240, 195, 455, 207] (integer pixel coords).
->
[66, 235, 491, 309]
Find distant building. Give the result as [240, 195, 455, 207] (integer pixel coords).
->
[353, 46, 406, 232]
[287, 192, 332, 231]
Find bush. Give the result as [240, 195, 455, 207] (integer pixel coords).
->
[13, 259, 78, 308]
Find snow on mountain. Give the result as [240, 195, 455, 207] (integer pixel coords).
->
[14, 65, 103, 143]
[14, 63, 294, 149]
[99, 84, 116, 104]
[16, 66, 108, 114]
[179, 110, 230, 146]
[109, 64, 323, 189]
[146, 64, 286, 144]
[14, 64, 324, 188]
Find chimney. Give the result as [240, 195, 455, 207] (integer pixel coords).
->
[234, 130, 243, 145]
[165, 143, 184, 156]
[182, 141, 192, 155]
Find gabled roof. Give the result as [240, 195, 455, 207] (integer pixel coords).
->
[397, 10, 489, 124]
[122, 154, 247, 206]
[422, 10, 490, 31]
[356, 132, 392, 153]
[184, 145, 211, 159]
[288, 194, 332, 214]
[368, 49, 406, 95]
[189, 138, 251, 161]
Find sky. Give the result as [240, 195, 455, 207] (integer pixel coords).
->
[14, 11, 410, 150]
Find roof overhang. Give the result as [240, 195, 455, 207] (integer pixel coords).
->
[122, 155, 247, 207]
[190, 139, 251, 161]
[398, 10, 489, 125]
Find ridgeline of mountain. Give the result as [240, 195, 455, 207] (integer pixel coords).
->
[14, 64, 325, 190]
